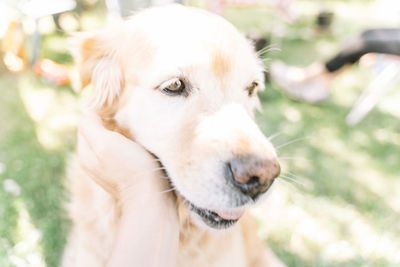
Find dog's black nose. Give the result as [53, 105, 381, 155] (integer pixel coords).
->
[227, 156, 280, 200]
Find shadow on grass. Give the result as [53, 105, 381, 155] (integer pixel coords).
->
[0, 72, 70, 267]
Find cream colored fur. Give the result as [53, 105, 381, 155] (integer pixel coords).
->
[63, 4, 284, 267]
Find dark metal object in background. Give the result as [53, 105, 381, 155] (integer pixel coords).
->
[316, 11, 334, 31]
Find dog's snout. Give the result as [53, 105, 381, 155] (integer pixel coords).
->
[227, 156, 280, 200]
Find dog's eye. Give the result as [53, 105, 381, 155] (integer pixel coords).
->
[246, 81, 258, 96]
[161, 78, 187, 96]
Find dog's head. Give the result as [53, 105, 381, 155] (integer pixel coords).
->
[75, 5, 280, 230]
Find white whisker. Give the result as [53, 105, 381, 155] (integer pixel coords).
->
[276, 136, 312, 150]
[284, 171, 302, 179]
[257, 45, 281, 57]
[157, 187, 177, 195]
[285, 171, 312, 184]
[261, 58, 273, 63]
[132, 167, 169, 178]
[279, 175, 305, 187]
[268, 131, 283, 142]
[278, 156, 310, 161]
[276, 178, 298, 189]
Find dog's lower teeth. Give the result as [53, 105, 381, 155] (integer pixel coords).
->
[188, 201, 239, 229]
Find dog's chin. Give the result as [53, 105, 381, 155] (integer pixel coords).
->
[174, 193, 246, 230]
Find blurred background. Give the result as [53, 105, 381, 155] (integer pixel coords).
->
[0, 0, 399, 266]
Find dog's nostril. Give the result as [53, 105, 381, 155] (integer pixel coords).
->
[227, 156, 280, 199]
[247, 176, 259, 188]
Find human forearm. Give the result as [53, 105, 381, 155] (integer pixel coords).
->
[107, 187, 179, 267]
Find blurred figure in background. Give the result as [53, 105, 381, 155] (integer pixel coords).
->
[107, 0, 183, 18]
[206, 0, 297, 21]
[1, 20, 27, 72]
[270, 28, 400, 103]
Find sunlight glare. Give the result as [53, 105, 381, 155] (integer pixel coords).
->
[8, 200, 45, 267]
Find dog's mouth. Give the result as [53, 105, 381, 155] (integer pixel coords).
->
[155, 155, 245, 229]
[185, 200, 245, 229]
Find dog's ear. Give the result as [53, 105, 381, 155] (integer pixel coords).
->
[73, 31, 124, 117]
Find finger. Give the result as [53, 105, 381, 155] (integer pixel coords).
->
[78, 110, 158, 171]
[78, 110, 118, 157]
[77, 132, 101, 175]
[77, 133, 119, 196]
[78, 109, 109, 140]
[79, 109, 133, 155]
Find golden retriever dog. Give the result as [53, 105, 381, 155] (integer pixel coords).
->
[63, 4, 284, 267]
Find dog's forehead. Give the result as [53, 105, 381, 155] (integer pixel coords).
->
[121, 5, 263, 89]
[128, 5, 239, 41]
[125, 5, 255, 66]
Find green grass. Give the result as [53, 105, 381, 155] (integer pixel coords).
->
[254, 80, 400, 266]
[0, 71, 71, 267]
[1, 1, 400, 266]
[232, 2, 400, 266]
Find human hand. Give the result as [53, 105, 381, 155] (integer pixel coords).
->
[77, 110, 172, 204]
[77, 110, 179, 267]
